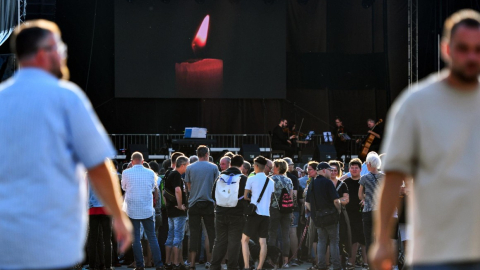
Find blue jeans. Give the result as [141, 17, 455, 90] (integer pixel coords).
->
[166, 216, 187, 248]
[130, 215, 163, 268]
[413, 261, 480, 270]
[317, 224, 341, 270]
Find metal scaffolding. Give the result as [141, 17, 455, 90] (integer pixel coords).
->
[19, 0, 27, 25]
[408, 0, 418, 87]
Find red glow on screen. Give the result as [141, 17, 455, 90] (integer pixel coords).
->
[192, 15, 209, 51]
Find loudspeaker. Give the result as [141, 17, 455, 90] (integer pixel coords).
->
[240, 144, 261, 162]
[300, 146, 315, 163]
[312, 145, 337, 162]
[127, 144, 149, 161]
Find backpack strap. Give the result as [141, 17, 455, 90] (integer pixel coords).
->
[336, 181, 344, 192]
[255, 177, 270, 205]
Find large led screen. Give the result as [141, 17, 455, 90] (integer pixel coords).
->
[114, 0, 286, 98]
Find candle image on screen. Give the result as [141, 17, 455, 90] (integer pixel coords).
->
[175, 15, 223, 97]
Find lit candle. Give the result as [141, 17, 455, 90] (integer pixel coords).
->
[175, 15, 223, 96]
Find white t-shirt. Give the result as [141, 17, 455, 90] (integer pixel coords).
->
[381, 72, 480, 265]
[245, 172, 275, 216]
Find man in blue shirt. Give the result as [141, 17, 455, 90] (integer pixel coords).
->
[0, 20, 132, 269]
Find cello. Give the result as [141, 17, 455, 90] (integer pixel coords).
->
[358, 119, 383, 161]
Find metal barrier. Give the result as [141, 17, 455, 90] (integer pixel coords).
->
[108, 133, 367, 157]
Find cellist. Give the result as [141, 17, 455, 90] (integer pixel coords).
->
[357, 119, 383, 153]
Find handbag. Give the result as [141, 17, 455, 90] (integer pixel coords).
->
[244, 177, 270, 215]
[311, 179, 339, 228]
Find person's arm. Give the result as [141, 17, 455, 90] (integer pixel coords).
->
[88, 160, 132, 252]
[175, 186, 186, 211]
[333, 199, 341, 212]
[358, 184, 365, 203]
[340, 192, 349, 205]
[368, 130, 381, 139]
[121, 172, 127, 191]
[369, 172, 405, 270]
[153, 187, 159, 204]
[244, 189, 251, 201]
[187, 183, 192, 191]
[305, 202, 311, 211]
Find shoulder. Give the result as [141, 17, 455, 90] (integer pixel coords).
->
[55, 80, 90, 104]
[390, 75, 444, 116]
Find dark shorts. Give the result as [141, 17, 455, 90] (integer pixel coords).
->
[243, 214, 270, 239]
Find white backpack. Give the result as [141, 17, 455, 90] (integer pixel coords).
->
[215, 173, 242, 207]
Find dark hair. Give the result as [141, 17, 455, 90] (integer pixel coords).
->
[131, 151, 143, 161]
[223, 151, 234, 159]
[349, 158, 363, 169]
[122, 163, 129, 171]
[243, 161, 251, 172]
[176, 156, 189, 168]
[142, 162, 150, 169]
[231, 155, 244, 167]
[162, 159, 171, 171]
[307, 161, 319, 170]
[196, 145, 209, 158]
[149, 161, 160, 174]
[253, 155, 267, 171]
[443, 9, 480, 42]
[171, 152, 184, 164]
[11, 20, 61, 60]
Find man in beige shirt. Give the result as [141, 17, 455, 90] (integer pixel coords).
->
[370, 9, 480, 270]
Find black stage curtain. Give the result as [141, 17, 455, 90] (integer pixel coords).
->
[0, 0, 419, 135]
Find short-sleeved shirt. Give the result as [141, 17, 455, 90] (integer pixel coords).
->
[359, 172, 384, 212]
[165, 170, 187, 217]
[212, 167, 248, 216]
[245, 172, 275, 216]
[287, 172, 300, 210]
[306, 176, 339, 219]
[184, 161, 219, 207]
[270, 174, 294, 209]
[0, 68, 115, 269]
[121, 165, 156, 219]
[335, 180, 349, 199]
[381, 74, 480, 265]
[343, 178, 362, 216]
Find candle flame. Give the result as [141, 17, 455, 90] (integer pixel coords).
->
[192, 15, 209, 51]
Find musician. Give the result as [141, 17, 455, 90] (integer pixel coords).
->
[334, 118, 350, 161]
[272, 118, 296, 157]
[359, 119, 383, 153]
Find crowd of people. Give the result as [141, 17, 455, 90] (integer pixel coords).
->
[4, 8, 480, 270]
[83, 146, 408, 270]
